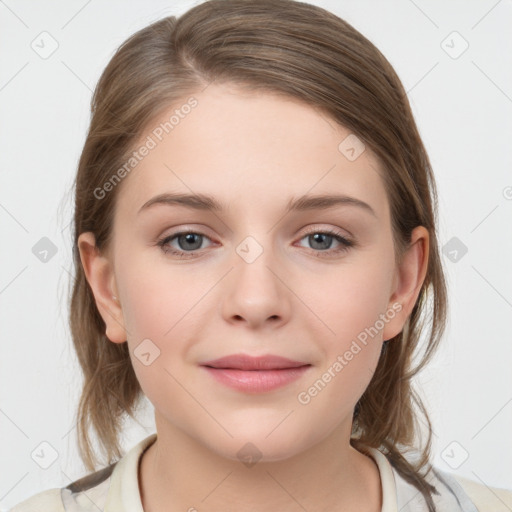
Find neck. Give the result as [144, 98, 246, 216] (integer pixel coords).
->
[138, 415, 382, 512]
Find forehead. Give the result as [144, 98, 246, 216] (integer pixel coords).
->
[115, 83, 389, 223]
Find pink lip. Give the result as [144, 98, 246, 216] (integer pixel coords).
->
[200, 354, 311, 393]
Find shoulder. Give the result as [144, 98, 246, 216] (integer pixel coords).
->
[9, 463, 115, 512]
[426, 467, 512, 512]
[451, 473, 512, 512]
[9, 488, 65, 512]
[382, 453, 512, 512]
[8, 434, 157, 512]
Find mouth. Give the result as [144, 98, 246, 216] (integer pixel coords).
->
[200, 354, 312, 393]
[201, 353, 310, 370]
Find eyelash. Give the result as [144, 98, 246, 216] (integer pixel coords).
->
[156, 227, 355, 259]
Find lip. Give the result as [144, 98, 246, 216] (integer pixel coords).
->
[201, 354, 309, 370]
[200, 354, 312, 393]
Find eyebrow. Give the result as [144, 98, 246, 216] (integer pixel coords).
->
[137, 192, 377, 218]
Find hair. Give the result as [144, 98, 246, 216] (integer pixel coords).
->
[68, 1, 448, 510]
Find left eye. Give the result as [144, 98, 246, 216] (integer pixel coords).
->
[297, 230, 353, 254]
[157, 228, 354, 258]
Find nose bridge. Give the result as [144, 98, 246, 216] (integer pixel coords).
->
[233, 232, 281, 290]
[223, 198, 282, 267]
[235, 233, 269, 266]
[220, 229, 290, 326]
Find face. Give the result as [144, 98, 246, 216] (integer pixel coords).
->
[80, 82, 427, 462]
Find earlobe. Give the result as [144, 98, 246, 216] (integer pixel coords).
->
[382, 226, 429, 342]
[77, 232, 127, 344]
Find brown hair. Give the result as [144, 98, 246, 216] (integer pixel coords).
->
[69, 1, 447, 509]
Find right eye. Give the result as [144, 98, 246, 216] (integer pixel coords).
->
[157, 230, 214, 258]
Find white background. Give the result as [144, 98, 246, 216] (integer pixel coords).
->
[1, 0, 511, 508]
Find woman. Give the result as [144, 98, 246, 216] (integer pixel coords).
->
[11, 1, 512, 510]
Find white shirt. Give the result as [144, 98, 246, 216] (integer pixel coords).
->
[10, 433, 512, 511]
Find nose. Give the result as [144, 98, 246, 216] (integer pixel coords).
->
[220, 237, 292, 330]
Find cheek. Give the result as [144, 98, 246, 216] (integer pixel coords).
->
[295, 255, 394, 397]
[118, 252, 206, 339]
[292, 269, 391, 427]
[115, 253, 215, 398]
[297, 254, 394, 346]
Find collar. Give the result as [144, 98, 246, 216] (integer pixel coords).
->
[361, 446, 398, 512]
[104, 433, 157, 512]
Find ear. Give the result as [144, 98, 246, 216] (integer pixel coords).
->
[382, 226, 429, 342]
[77, 232, 127, 344]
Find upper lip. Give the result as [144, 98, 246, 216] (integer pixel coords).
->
[201, 354, 310, 370]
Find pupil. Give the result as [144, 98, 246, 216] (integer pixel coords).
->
[311, 233, 330, 250]
[181, 233, 201, 250]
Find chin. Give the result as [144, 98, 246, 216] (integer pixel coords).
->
[207, 427, 315, 465]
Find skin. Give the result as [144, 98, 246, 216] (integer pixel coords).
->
[78, 83, 429, 512]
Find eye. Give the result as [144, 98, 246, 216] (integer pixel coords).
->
[157, 230, 214, 258]
[296, 228, 354, 258]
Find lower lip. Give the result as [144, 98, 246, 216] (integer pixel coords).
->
[201, 365, 311, 393]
